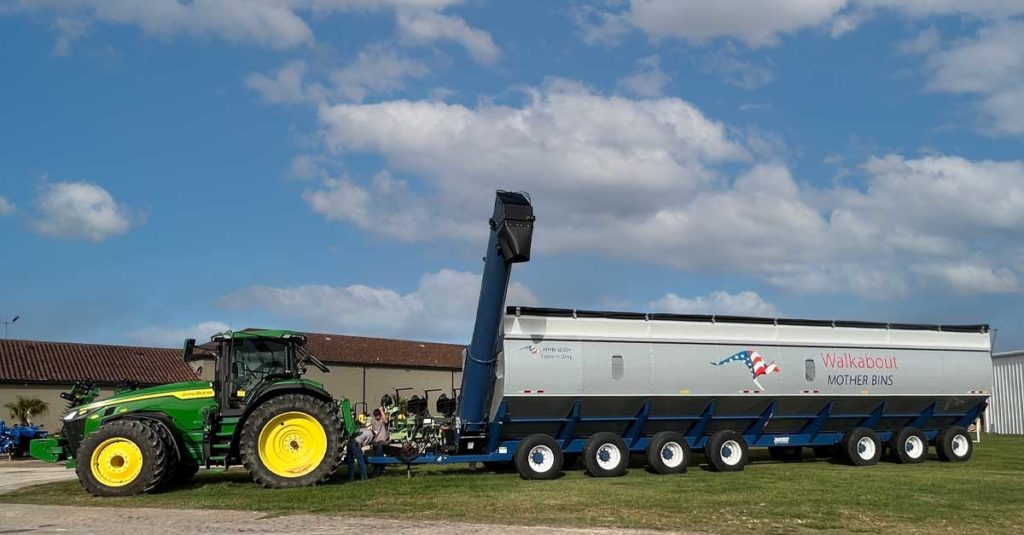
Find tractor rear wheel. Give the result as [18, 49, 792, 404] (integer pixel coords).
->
[240, 394, 343, 488]
[76, 420, 170, 497]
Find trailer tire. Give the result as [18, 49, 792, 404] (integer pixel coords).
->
[935, 425, 973, 462]
[705, 430, 748, 472]
[768, 446, 803, 462]
[842, 428, 881, 466]
[583, 432, 629, 477]
[76, 420, 169, 497]
[890, 427, 927, 464]
[646, 432, 689, 474]
[515, 434, 563, 480]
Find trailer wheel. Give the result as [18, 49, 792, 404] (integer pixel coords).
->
[646, 432, 689, 474]
[935, 425, 973, 462]
[514, 434, 563, 480]
[890, 427, 927, 464]
[842, 428, 881, 466]
[583, 432, 629, 477]
[75, 420, 169, 497]
[705, 430, 748, 472]
[768, 446, 803, 462]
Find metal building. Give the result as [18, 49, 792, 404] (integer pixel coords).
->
[989, 350, 1024, 435]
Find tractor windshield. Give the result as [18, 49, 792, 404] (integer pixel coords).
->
[229, 338, 288, 397]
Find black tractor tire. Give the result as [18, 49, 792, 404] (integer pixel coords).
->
[935, 425, 973, 462]
[583, 432, 629, 477]
[138, 420, 181, 490]
[646, 432, 690, 474]
[768, 446, 803, 462]
[514, 434, 563, 480]
[76, 419, 171, 497]
[704, 430, 748, 472]
[889, 427, 928, 464]
[842, 427, 882, 466]
[240, 394, 344, 488]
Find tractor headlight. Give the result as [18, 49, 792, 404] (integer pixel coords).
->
[63, 411, 78, 421]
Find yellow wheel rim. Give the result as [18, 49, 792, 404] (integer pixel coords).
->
[90, 438, 144, 488]
[258, 411, 328, 478]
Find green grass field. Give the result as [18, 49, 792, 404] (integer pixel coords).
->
[4, 435, 1022, 534]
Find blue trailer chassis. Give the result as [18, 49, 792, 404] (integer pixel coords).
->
[368, 397, 986, 465]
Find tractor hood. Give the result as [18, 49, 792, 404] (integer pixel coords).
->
[63, 381, 214, 420]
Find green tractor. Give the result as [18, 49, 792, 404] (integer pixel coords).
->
[30, 329, 356, 496]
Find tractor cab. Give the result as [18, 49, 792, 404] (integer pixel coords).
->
[183, 329, 329, 413]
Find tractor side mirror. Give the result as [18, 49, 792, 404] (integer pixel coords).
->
[182, 338, 196, 362]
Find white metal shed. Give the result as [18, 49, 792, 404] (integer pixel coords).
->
[989, 350, 1024, 435]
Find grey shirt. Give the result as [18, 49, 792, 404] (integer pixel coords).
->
[352, 427, 373, 447]
[370, 417, 390, 444]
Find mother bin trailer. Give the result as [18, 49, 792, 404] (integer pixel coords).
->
[369, 190, 993, 479]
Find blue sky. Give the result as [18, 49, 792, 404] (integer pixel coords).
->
[0, 1, 1021, 351]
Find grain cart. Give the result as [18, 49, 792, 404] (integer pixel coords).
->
[30, 329, 355, 496]
[368, 190, 993, 479]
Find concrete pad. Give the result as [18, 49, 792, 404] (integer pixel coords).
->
[0, 461, 77, 494]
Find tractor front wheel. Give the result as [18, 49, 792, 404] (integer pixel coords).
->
[76, 420, 170, 497]
[240, 394, 343, 488]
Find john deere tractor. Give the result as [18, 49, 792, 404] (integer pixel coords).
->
[30, 329, 355, 496]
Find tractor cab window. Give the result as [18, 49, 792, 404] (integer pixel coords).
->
[228, 339, 288, 401]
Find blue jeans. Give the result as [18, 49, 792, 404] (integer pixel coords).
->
[347, 440, 367, 481]
[371, 443, 386, 476]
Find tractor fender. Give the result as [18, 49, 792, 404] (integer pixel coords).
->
[103, 412, 187, 464]
[233, 383, 336, 447]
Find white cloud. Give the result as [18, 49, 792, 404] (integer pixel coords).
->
[331, 44, 430, 101]
[575, 1, 1024, 48]
[20, 0, 498, 62]
[702, 45, 776, 89]
[396, 8, 499, 64]
[922, 21, 1024, 135]
[23, 0, 313, 50]
[32, 181, 136, 241]
[650, 290, 780, 316]
[246, 45, 429, 105]
[302, 80, 1024, 297]
[897, 26, 940, 55]
[617, 55, 670, 97]
[125, 320, 231, 348]
[913, 262, 1021, 295]
[613, 0, 848, 47]
[51, 16, 90, 56]
[219, 269, 538, 341]
[245, 60, 321, 105]
[0, 196, 14, 216]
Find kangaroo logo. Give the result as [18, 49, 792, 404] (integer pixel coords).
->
[710, 350, 781, 390]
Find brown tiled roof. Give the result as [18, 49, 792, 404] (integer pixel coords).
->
[303, 332, 463, 369]
[0, 339, 198, 385]
[195, 331, 464, 370]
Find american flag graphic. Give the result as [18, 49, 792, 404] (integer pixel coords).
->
[710, 350, 781, 390]
[520, 345, 542, 357]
